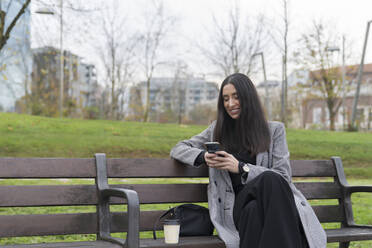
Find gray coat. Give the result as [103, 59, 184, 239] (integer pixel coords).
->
[170, 121, 326, 248]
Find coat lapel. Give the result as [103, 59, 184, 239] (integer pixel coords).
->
[256, 152, 264, 166]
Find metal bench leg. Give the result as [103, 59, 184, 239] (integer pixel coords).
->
[339, 242, 350, 248]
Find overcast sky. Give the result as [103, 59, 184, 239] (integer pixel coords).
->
[31, 0, 372, 85]
[163, 0, 372, 82]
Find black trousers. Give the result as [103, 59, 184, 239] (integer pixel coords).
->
[233, 171, 309, 248]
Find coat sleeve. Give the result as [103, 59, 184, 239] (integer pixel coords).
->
[243, 122, 292, 183]
[170, 121, 215, 166]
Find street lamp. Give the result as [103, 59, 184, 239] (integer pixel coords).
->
[35, 1, 64, 118]
[252, 52, 271, 120]
[350, 20, 372, 130]
[35, 7, 54, 15]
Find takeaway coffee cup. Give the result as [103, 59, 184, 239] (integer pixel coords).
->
[163, 219, 180, 244]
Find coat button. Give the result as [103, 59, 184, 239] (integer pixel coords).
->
[218, 198, 221, 203]
[301, 201, 306, 206]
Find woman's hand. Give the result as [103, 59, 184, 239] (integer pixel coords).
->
[204, 151, 239, 174]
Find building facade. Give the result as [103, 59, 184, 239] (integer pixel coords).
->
[74, 62, 98, 108]
[31, 47, 98, 116]
[289, 64, 372, 130]
[0, 0, 32, 112]
[255, 80, 281, 121]
[131, 77, 219, 122]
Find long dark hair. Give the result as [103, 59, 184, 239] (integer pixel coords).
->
[213, 73, 270, 155]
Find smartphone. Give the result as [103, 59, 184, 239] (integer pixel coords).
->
[204, 142, 221, 154]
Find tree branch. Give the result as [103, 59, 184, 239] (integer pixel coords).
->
[0, 0, 31, 51]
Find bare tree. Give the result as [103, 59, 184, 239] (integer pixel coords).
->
[269, 0, 291, 125]
[126, 85, 144, 121]
[295, 20, 353, 130]
[198, 1, 269, 77]
[140, 0, 176, 122]
[32, 0, 101, 48]
[96, 1, 138, 120]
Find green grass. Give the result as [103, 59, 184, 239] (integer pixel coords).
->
[1, 112, 372, 178]
[287, 128, 372, 165]
[0, 112, 205, 158]
[1, 112, 372, 247]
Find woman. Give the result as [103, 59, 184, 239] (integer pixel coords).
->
[170, 73, 326, 248]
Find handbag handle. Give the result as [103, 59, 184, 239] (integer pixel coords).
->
[153, 207, 176, 240]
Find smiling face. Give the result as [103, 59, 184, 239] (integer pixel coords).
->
[222, 83, 241, 119]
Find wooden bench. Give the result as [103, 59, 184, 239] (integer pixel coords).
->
[0, 154, 371, 248]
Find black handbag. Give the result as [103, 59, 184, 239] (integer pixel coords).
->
[153, 203, 214, 239]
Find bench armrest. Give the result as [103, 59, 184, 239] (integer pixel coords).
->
[99, 187, 140, 248]
[347, 224, 372, 228]
[344, 185, 372, 228]
[346, 185, 372, 194]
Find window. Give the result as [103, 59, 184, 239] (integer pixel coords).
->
[337, 107, 346, 127]
[356, 108, 364, 121]
[313, 107, 322, 124]
[324, 108, 330, 127]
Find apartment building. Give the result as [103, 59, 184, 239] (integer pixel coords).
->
[0, 0, 31, 112]
[289, 64, 372, 130]
[31, 47, 98, 116]
[134, 77, 219, 121]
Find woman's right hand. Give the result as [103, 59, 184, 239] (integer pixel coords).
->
[204, 152, 218, 166]
[205, 151, 239, 173]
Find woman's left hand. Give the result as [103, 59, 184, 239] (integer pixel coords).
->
[207, 151, 239, 174]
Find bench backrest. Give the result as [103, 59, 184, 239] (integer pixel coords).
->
[0, 156, 350, 239]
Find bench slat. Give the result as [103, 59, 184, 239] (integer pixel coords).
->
[0, 158, 96, 178]
[0, 158, 209, 178]
[0, 204, 346, 237]
[291, 160, 336, 177]
[139, 236, 226, 248]
[114, 206, 346, 232]
[0, 210, 190, 237]
[313, 205, 344, 223]
[0, 182, 340, 207]
[0, 184, 208, 207]
[2, 241, 122, 248]
[127, 184, 208, 204]
[0, 158, 336, 178]
[0, 185, 97, 207]
[109, 159, 336, 178]
[1, 237, 225, 248]
[5, 228, 372, 248]
[294, 182, 341, 199]
[326, 227, 372, 243]
[107, 159, 209, 178]
[0, 213, 97, 237]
